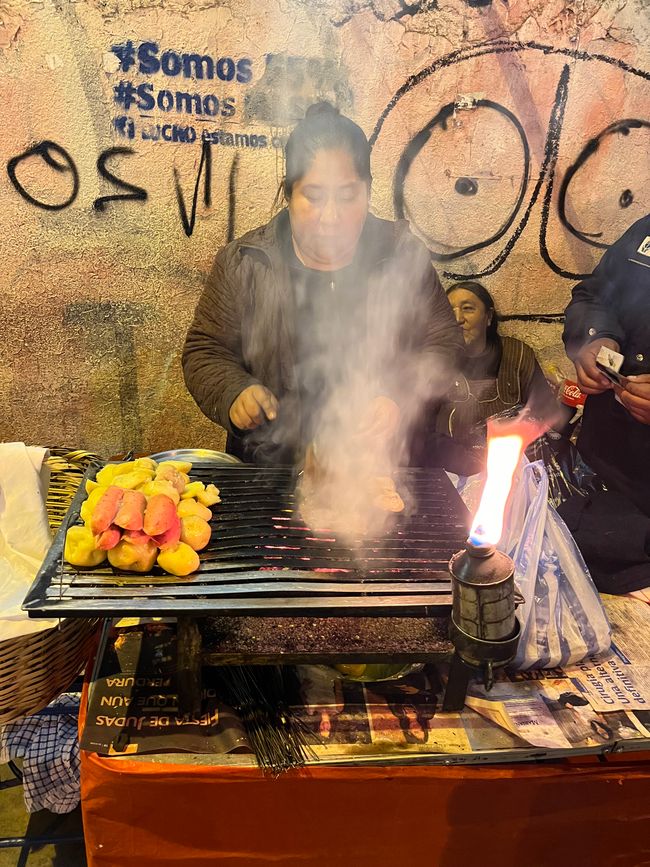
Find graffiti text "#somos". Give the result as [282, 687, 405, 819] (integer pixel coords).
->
[111, 40, 253, 84]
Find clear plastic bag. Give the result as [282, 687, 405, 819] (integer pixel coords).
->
[500, 460, 611, 669]
[449, 460, 611, 669]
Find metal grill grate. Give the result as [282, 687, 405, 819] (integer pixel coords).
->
[23, 465, 469, 618]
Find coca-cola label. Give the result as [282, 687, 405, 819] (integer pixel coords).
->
[561, 379, 585, 407]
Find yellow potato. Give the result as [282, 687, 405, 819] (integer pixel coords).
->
[177, 499, 212, 521]
[157, 542, 200, 577]
[180, 481, 205, 500]
[111, 469, 155, 490]
[196, 483, 221, 507]
[158, 460, 193, 474]
[108, 538, 158, 573]
[138, 479, 181, 505]
[64, 525, 107, 567]
[134, 457, 158, 472]
[155, 465, 188, 494]
[180, 516, 212, 551]
[95, 463, 125, 486]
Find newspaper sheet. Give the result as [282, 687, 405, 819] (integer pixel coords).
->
[292, 665, 477, 759]
[466, 677, 643, 748]
[562, 596, 650, 713]
[83, 612, 650, 764]
[466, 683, 572, 749]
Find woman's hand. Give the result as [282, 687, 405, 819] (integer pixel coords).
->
[229, 385, 278, 431]
[353, 396, 400, 442]
[617, 375, 650, 425]
[574, 338, 619, 394]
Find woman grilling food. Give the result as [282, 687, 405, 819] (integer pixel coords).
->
[182, 102, 465, 480]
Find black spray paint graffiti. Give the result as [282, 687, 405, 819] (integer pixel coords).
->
[171, 138, 240, 239]
[7, 141, 80, 211]
[7, 141, 148, 212]
[372, 39, 650, 312]
[6, 138, 239, 239]
[558, 119, 650, 249]
[393, 99, 531, 261]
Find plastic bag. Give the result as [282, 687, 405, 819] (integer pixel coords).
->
[448, 460, 611, 669]
[525, 430, 606, 508]
[500, 460, 611, 669]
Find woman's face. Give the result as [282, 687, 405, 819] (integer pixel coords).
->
[287, 148, 370, 271]
[447, 288, 492, 351]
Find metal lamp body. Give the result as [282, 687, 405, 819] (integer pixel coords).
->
[448, 544, 521, 689]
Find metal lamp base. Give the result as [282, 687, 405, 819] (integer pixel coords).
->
[442, 618, 521, 712]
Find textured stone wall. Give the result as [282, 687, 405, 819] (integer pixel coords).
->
[1, 0, 648, 455]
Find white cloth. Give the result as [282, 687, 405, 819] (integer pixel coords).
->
[0, 442, 58, 640]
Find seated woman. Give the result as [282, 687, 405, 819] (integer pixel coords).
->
[436, 281, 560, 443]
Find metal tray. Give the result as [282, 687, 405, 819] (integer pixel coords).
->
[149, 449, 241, 465]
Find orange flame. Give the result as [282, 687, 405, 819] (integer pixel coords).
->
[469, 414, 547, 547]
[469, 435, 523, 547]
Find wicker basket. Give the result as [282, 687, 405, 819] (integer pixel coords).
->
[0, 448, 102, 725]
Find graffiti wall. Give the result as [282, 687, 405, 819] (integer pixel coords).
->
[1, 0, 648, 454]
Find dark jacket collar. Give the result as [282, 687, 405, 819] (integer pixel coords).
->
[236, 208, 411, 271]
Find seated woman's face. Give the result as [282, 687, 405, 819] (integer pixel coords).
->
[288, 147, 370, 270]
[447, 288, 492, 351]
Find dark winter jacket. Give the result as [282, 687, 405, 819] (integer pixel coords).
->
[435, 335, 556, 440]
[563, 213, 650, 516]
[182, 209, 464, 465]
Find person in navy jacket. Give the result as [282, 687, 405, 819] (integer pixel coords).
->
[563, 214, 650, 517]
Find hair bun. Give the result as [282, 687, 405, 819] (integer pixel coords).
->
[304, 101, 340, 120]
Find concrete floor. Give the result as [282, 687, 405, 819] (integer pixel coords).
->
[0, 763, 86, 867]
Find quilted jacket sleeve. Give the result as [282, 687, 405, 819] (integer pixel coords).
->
[182, 246, 259, 433]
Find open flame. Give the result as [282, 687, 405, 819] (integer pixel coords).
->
[469, 413, 547, 548]
[469, 434, 523, 547]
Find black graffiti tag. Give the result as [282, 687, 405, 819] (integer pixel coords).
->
[94, 147, 148, 212]
[6, 139, 236, 238]
[558, 119, 650, 249]
[393, 100, 530, 262]
[371, 39, 650, 287]
[7, 141, 80, 211]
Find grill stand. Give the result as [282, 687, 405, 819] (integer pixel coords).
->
[174, 614, 479, 717]
[177, 617, 203, 717]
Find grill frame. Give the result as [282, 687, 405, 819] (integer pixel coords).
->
[23, 464, 469, 619]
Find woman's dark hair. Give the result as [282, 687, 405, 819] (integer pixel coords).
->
[446, 280, 500, 344]
[283, 102, 372, 198]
